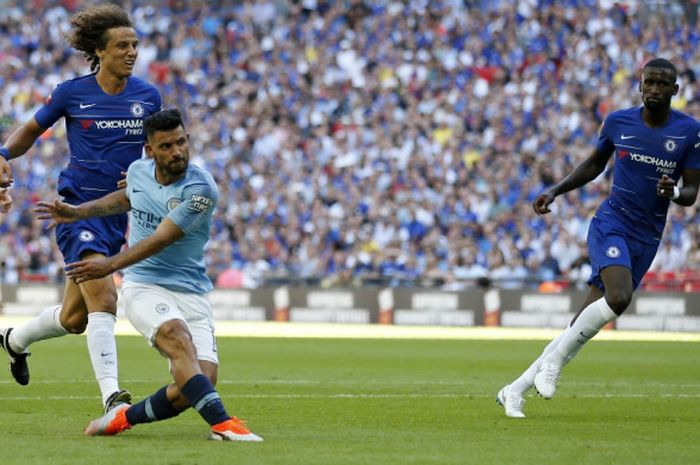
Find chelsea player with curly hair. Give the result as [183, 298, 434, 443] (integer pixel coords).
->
[0, 4, 161, 413]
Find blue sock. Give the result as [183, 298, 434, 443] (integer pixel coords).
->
[125, 386, 181, 425]
[181, 374, 230, 426]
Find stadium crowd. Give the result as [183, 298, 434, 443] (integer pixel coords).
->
[2, 0, 700, 290]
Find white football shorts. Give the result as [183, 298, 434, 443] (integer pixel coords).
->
[119, 281, 218, 364]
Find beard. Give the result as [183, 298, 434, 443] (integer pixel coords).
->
[159, 158, 188, 176]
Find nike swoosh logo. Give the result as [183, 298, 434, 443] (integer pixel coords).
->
[100, 352, 113, 357]
[132, 189, 143, 193]
[79, 103, 97, 109]
[620, 134, 635, 140]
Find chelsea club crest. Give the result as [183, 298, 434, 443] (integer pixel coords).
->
[130, 102, 144, 117]
[664, 139, 677, 153]
[79, 230, 95, 242]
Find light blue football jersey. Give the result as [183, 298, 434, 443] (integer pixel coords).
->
[123, 158, 218, 293]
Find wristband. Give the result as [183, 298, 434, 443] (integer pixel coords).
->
[672, 186, 680, 200]
[0, 147, 9, 161]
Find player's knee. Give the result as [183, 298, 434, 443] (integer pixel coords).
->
[60, 313, 88, 334]
[156, 322, 196, 358]
[605, 291, 631, 314]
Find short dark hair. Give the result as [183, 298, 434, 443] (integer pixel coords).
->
[144, 109, 185, 139]
[66, 4, 133, 72]
[643, 58, 677, 80]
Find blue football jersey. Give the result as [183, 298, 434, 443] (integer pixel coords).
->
[595, 106, 700, 242]
[34, 73, 162, 198]
[123, 158, 219, 294]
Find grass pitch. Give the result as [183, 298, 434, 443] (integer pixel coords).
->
[0, 334, 698, 465]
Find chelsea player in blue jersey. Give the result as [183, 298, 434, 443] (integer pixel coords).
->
[35, 109, 262, 441]
[497, 58, 700, 418]
[0, 4, 161, 412]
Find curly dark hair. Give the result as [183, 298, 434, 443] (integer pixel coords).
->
[66, 4, 133, 72]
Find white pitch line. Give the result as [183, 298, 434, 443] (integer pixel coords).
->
[1, 379, 699, 389]
[1, 393, 700, 401]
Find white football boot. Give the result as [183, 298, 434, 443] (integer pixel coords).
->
[534, 361, 562, 399]
[496, 385, 526, 418]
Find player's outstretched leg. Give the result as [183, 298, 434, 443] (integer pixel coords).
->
[210, 417, 263, 442]
[84, 404, 132, 436]
[0, 328, 31, 385]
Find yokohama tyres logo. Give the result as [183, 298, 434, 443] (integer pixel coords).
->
[94, 119, 143, 129]
[618, 149, 677, 174]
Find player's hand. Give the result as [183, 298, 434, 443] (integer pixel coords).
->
[0, 188, 12, 213]
[65, 257, 114, 284]
[34, 198, 81, 228]
[656, 174, 677, 199]
[117, 171, 127, 190]
[532, 191, 556, 215]
[0, 158, 13, 189]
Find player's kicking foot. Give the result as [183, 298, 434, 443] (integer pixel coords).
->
[0, 328, 30, 385]
[104, 388, 133, 413]
[84, 404, 132, 436]
[210, 417, 263, 442]
[534, 361, 561, 399]
[496, 385, 526, 418]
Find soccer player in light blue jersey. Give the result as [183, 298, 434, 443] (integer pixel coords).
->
[35, 109, 262, 441]
[497, 58, 700, 418]
[0, 4, 161, 412]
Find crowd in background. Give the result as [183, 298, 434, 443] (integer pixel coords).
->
[2, 0, 700, 290]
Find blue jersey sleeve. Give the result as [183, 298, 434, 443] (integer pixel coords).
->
[595, 115, 616, 155]
[149, 89, 164, 116]
[168, 182, 218, 234]
[34, 80, 73, 129]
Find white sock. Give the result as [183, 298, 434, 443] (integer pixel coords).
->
[509, 331, 567, 396]
[86, 312, 120, 405]
[544, 297, 618, 366]
[8, 305, 68, 353]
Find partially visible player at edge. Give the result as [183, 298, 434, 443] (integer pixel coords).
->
[0, 4, 162, 412]
[0, 188, 11, 214]
[497, 57, 700, 418]
[36, 108, 262, 441]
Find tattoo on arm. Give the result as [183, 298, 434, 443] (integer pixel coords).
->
[86, 200, 126, 217]
[87, 205, 106, 216]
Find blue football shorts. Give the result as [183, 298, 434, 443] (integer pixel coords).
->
[586, 216, 660, 291]
[54, 194, 127, 264]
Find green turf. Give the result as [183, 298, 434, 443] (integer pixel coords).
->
[0, 336, 698, 464]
